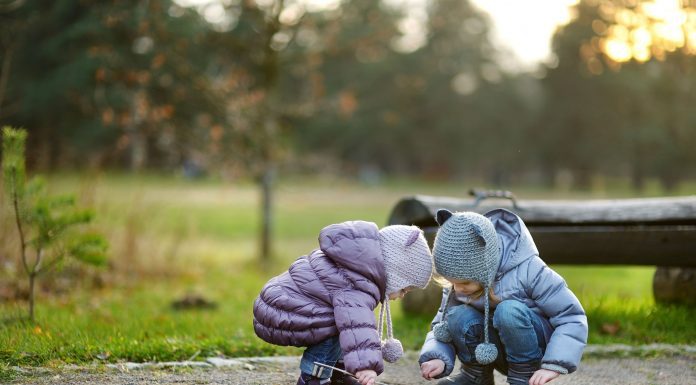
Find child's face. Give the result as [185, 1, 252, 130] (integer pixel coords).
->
[449, 279, 482, 296]
[388, 286, 415, 300]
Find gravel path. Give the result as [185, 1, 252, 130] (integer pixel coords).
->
[8, 351, 696, 385]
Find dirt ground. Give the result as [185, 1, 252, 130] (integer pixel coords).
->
[8, 351, 696, 385]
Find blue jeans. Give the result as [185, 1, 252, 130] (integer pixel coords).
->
[300, 336, 342, 380]
[446, 300, 548, 371]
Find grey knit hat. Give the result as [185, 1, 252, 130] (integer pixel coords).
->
[378, 225, 433, 363]
[379, 225, 433, 296]
[431, 209, 501, 365]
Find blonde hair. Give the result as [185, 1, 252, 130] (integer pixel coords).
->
[434, 274, 499, 304]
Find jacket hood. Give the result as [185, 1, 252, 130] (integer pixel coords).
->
[484, 208, 539, 276]
[318, 221, 387, 297]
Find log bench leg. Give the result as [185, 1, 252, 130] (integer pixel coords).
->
[402, 283, 441, 316]
[653, 267, 696, 306]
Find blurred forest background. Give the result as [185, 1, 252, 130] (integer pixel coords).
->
[1, 0, 695, 190]
[1, 0, 696, 369]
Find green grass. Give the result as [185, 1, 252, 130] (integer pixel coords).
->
[1, 173, 695, 367]
[0, 363, 16, 382]
[0, 266, 292, 366]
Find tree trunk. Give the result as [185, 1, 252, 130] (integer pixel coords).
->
[128, 89, 147, 171]
[35, 124, 61, 172]
[659, 171, 680, 193]
[256, 1, 282, 264]
[572, 168, 592, 190]
[28, 272, 36, 322]
[259, 166, 274, 263]
[0, 43, 13, 117]
[538, 160, 556, 189]
[130, 131, 148, 171]
[630, 162, 645, 192]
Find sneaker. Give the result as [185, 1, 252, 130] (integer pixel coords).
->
[297, 373, 331, 385]
[436, 364, 495, 385]
[505, 361, 539, 385]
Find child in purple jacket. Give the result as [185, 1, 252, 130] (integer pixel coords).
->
[253, 221, 433, 385]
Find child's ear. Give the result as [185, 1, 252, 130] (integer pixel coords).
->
[472, 224, 487, 245]
[435, 209, 453, 226]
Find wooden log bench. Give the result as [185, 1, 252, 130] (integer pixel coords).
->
[387, 190, 696, 313]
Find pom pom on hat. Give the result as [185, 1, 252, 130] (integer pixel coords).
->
[377, 300, 405, 364]
[475, 343, 498, 365]
[381, 338, 403, 363]
[432, 321, 452, 343]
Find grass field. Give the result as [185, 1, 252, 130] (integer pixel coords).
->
[1, 173, 695, 367]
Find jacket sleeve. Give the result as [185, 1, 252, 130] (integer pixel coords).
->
[525, 257, 588, 374]
[332, 289, 384, 375]
[418, 287, 456, 378]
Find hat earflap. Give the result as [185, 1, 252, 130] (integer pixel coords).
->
[432, 287, 454, 343]
[378, 299, 403, 363]
[475, 285, 498, 365]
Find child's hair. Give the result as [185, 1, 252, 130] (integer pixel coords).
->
[433, 274, 499, 304]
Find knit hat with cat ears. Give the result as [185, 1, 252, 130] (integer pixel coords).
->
[431, 209, 501, 365]
[378, 225, 433, 363]
[379, 225, 433, 296]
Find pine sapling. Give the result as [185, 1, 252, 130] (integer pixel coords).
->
[2, 127, 108, 322]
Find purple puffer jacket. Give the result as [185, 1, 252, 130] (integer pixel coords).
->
[253, 221, 387, 375]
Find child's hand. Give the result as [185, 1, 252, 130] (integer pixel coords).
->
[355, 369, 377, 385]
[420, 359, 445, 380]
[529, 368, 560, 385]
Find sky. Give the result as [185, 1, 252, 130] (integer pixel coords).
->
[388, 0, 581, 71]
[175, 0, 580, 71]
[470, 0, 580, 70]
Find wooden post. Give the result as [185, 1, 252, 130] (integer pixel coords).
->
[653, 267, 696, 306]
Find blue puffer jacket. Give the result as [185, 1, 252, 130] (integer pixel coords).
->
[419, 208, 588, 377]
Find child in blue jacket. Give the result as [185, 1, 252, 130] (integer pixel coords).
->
[419, 209, 588, 385]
